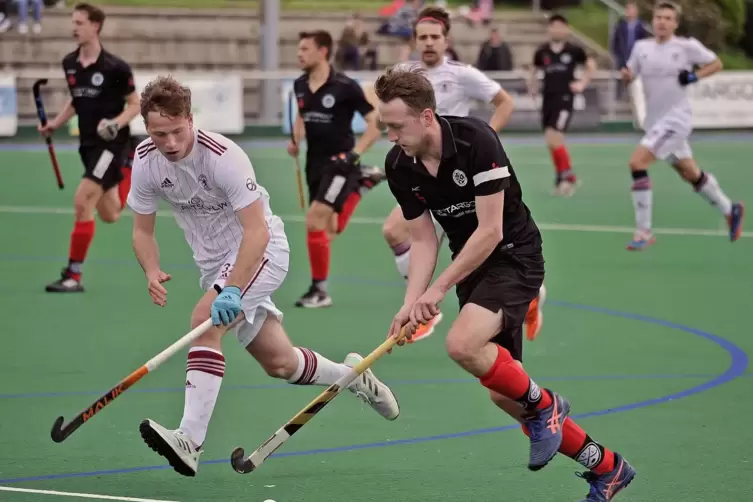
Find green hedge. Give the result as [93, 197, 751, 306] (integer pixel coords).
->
[636, 0, 746, 51]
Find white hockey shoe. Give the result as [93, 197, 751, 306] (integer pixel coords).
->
[344, 352, 400, 421]
[139, 419, 203, 477]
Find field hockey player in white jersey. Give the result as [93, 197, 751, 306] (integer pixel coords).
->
[381, 6, 547, 344]
[126, 76, 400, 477]
[621, 1, 744, 251]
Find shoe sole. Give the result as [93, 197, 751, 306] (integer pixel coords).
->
[626, 236, 656, 251]
[139, 420, 196, 477]
[731, 203, 745, 242]
[346, 353, 400, 421]
[526, 286, 546, 341]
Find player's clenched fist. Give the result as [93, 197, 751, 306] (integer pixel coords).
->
[211, 286, 242, 327]
[286, 141, 299, 157]
[410, 286, 443, 328]
[146, 270, 171, 307]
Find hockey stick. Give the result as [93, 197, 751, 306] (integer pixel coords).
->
[230, 328, 406, 474]
[287, 90, 306, 210]
[32, 79, 64, 190]
[51, 315, 244, 443]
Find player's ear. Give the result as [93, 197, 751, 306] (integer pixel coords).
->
[420, 108, 433, 127]
[187, 114, 194, 128]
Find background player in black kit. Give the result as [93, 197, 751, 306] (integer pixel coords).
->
[375, 65, 635, 501]
[288, 30, 384, 308]
[37, 2, 139, 293]
[529, 15, 595, 197]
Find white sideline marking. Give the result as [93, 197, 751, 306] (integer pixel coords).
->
[0, 205, 748, 239]
[0, 486, 178, 501]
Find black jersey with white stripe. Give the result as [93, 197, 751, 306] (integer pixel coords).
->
[385, 115, 541, 257]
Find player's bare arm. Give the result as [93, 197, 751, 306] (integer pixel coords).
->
[488, 88, 514, 131]
[527, 65, 539, 97]
[433, 190, 504, 293]
[389, 210, 439, 341]
[132, 211, 171, 307]
[352, 110, 382, 156]
[694, 57, 723, 79]
[571, 57, 596, 93]
[288, 113, 305, 157]
[113, 90, 140, 129]
[38, 98, 75, 136]
[223, 199, 270, 292]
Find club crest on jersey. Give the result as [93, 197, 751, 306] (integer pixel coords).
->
[91, 72, 104, 86]
[321, 94, 335, 108]
[560, 53, 572, 64]
[246, 178, 257, 191]
[198, 174, 211, 191]
[452, 169, 468, 187]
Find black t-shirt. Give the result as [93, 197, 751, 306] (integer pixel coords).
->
[293, 68, 373, 164]
[533, 42, 588, 95]
[63, 48, 135, 146]
[386, 115, 541, 259]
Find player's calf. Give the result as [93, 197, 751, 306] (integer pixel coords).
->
[246, 316, 400, 420]
[298, 202, 334, 308]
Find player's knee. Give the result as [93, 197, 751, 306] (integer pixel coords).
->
[305, 205, 328, 232]
[382, 217, 406, 245]
[445, 332, 474, 366]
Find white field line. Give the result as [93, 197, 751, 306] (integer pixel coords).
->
[0, 204, 747, 239]
[0, 485, 178, 502]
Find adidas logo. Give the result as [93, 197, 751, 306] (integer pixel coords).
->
[185, 380, 195, 389]
[161, 177, 174, 189]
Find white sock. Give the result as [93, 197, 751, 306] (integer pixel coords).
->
[178, 346, 225, 447]
[395, 250, 410, 280]
[631, 173, 653, 232]
[288, 347, 350, 386]
[695, 172, 733, 216]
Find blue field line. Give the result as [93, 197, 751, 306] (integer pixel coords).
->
[3, 131, 753, 154]
[0, 301, 746, 485]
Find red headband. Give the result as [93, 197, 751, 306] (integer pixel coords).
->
[417, 16, 446, 28]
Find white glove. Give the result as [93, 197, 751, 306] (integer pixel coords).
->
[97, 118, 120, 141]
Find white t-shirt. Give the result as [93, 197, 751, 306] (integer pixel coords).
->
[628, 36, 717, 131]
[127, 129, 287, 272]
[400, 57, 502, 116]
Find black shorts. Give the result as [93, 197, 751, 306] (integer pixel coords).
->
[541, 93, 575, 132]
[305, 159, 361, 213]
[79, 143, 128, 191]
[455, 249, 545, 362]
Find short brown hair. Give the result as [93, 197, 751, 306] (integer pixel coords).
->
[374, 64, 436, 115]
[299, 30, 333, 60]
[656, 1, 681, 16]
[74, 2, 105, 33]
[413, 6, 451, 36]
[140, 76, 192, 123]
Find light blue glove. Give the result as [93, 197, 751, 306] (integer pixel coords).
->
[211, 286, 242, 326]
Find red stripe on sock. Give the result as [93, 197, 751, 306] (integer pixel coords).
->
[337, 192, 362, 233]
[69, 220, 95, 264]
[550, 145, 573, 177]
[306, 230, 330, 282]
[294, 347, 318, 384]
[119, 167, 132, 210]
[186, 349, 225, 377]
[479, 345, 552, 409]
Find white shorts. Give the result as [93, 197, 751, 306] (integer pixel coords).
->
[640, 121, 692, 162]
[199, 247, 290, 348]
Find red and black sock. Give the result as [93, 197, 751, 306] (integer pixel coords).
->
[550, 145, 576, 184]
[521, 418, 616, 475]
[479, 344, 552, 411]
[67, 220, 95, 280]
[307, 230, 330, 289]
[337, 192, 362, 234]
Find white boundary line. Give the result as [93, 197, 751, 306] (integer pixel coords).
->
[0, 204, 747, 239]
[0, 485, 178, 501]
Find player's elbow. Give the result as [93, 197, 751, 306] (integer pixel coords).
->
[248, 224, 270, 247]
[480, 222, 504, 247]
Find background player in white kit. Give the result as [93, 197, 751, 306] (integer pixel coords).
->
[622, 1, 744, 250]
[126, 76, 399, 477]
[381, 6, 546, 343]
